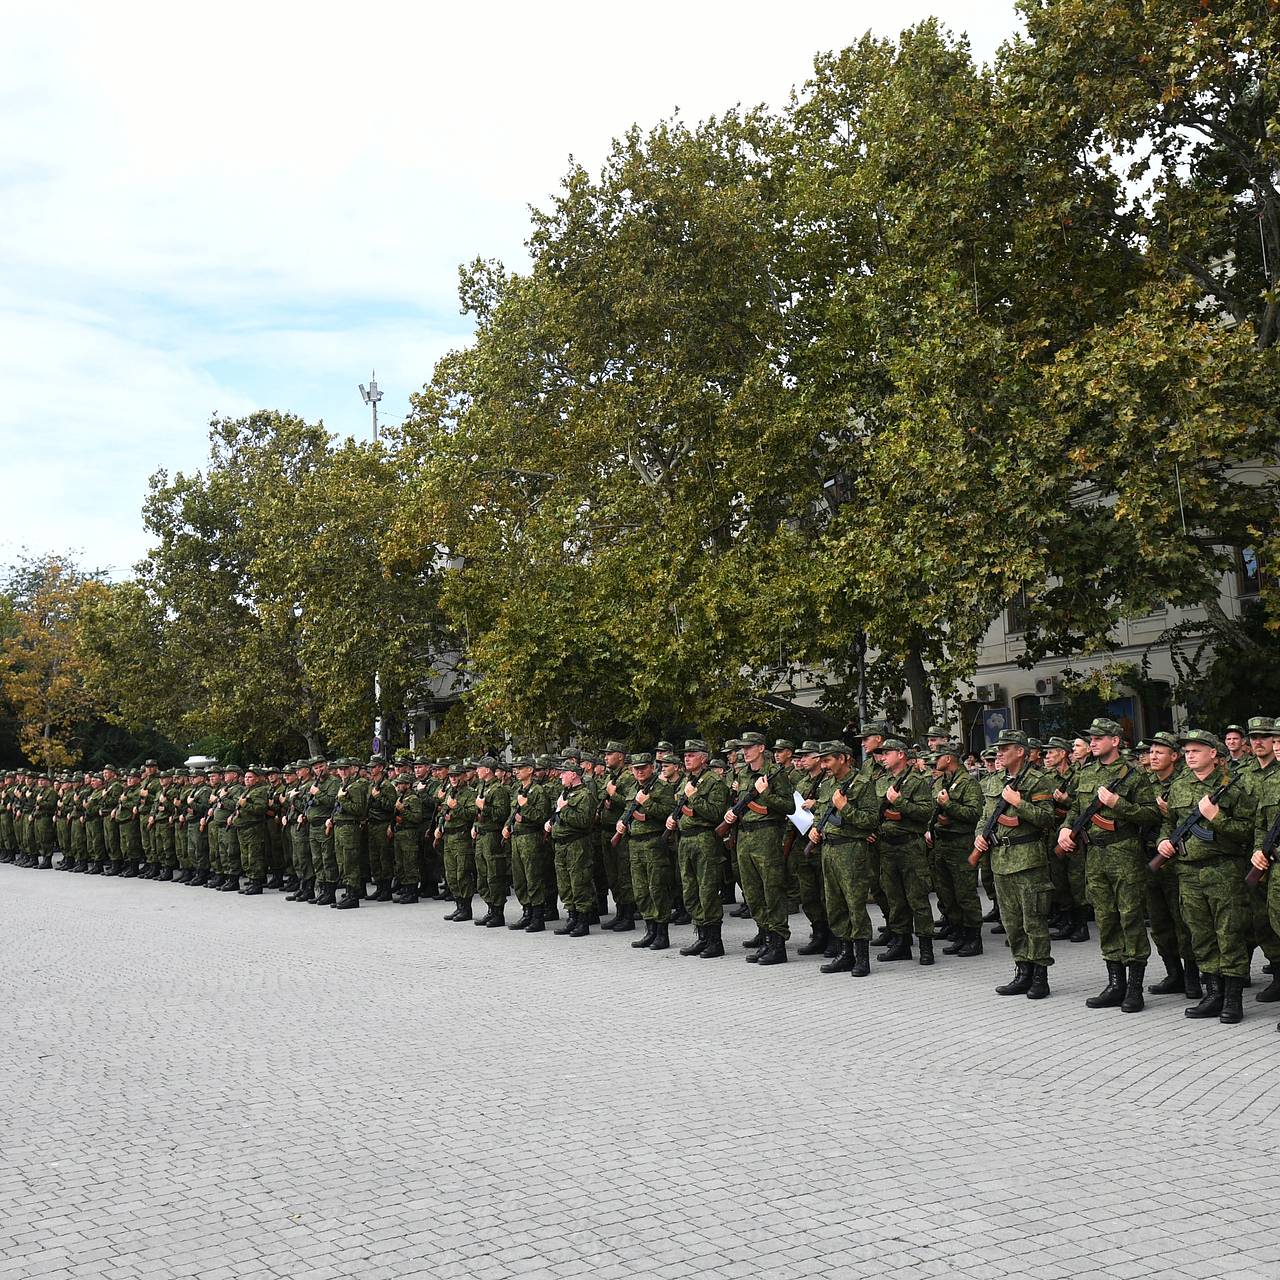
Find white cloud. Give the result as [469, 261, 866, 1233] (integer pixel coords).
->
[0, 0, 1018, 576]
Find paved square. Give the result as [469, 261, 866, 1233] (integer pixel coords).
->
[2, 865, 1278, 1280]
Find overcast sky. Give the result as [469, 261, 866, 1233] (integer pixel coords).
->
[0, 0, 1018, 578]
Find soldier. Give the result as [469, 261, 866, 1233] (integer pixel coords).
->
[1243, 717, 1280, 998]
[326, 759, 369, 911]
[548, 756, 596, 937]
[930, 743, 985, 957]
[1044, 737, 1089, 943]
[1058, 717, 1160, 1012]
[973, 729, 1056, 999]
[869, 737, 937, 964]
[723, 731, 795, 965]
[1249, 723, 1280, 1030]
[218, 763, 245, 891]
[669, 740, 730, 958]
[790, 741, 832, 957]
[808, 741, 878, 977]
[33, 772, 57, 869]
[852, 722, 892, 945]
[231, 765, 271, 895]
[441, 763, 478, 921]
[305, 758, 339, 905]
[186, 766, 212, 887]
[1223, 725, 1255, 776]
[117, 766, 144, 877]
[503, 756, 549, 930]
[1155, 730, 1257, 1024]
[472, 756, 511, 926]
[365, 755, 397, 901]
[1144, 732, 1200, 998]
[598, 741, 638, 929]
[391, 770, 425, 903]
[621, 752, 679, 951]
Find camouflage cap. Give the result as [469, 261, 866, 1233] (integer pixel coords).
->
[995, 729, 1029, 748]
[722, 738, 742, 751]
[934, 741, 963, 761]
[1179, 729, 1223, 752]
[512, 755, 535, 768]
[1224, 724, 1247, 736]
[772, 738, 795, 752]
[1025, 737, 1044, 751]
[558, 756, 584, 773]
[709, 755, 727, 769]
[1086, 717, 1124, 738]
[475, 755, 498, 769]
[655, 740, 675, 753]
[560, 747, 581, 762]
[628, 752, 654, 766]
[683, 739, 710, 755]
[739, 731, 766, 746]
[981, 746, 998, 760]
[656, 750, 680, 765]
[856, 721, 892, 738]
[817, 740, 852, 757]
[925, 724, 950, 738]
[1247, 716, 1277, 736]
[535, 754, 557, 769]
[875, 737, 909, 752]
[1044, 736, 1072, 751]
[448, 763, 466, 775]
[604, 740, 627, 755]
[1149, 731, 1181, 751]
[798, 739, 822, 755]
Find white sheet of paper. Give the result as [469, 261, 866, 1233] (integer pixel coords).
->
[788, 791, 814, 835]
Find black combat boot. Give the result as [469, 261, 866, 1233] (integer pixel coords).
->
[239, 881, 263, 896]
[822, 934, 841, 959]
[219, 875, 239, 892]
[918, 936, 935, 967]
[849, 939, 871, 978]
[395, 886, 419, 904]
[1086, 961, 1126, 1008]
[568, 914, 591, 938]
[1068, 909, 1090, 942]
[285, 878, 309, 901]
[615, 905, 639, 932]
[192, 868, 210, 887]
[554, 911, 578, 936]
[745, 936, 769, 963]
[720, 884, 736, 905]
[996, 962, 1033, 995]
[982, 902, 1000, 923]
[1121, 962, 1146, 1012]
[474, 903, 496, 926]
[872, 924, 894, 948]
[265, 873, 283, 890]
[820, 942, 855, 974]
[206, 872, 224, 889]
[454, 898, 474, 922]
[877, 934, 912, 963]
[102, 862, 117, 876]
[159, 868, 174, 882]
[796, 926, 830, 957]
[122, 863, 138, 878]
[1185, 974, 1223, 1019]
[443, 899, 462, 921]
[334, 887, 360, 909]
[1254, 973, 1280, 1003]
[680, 925, 708, 956]
[756, 932, 788, 966]
[314, 882, 336, 906]
[698, 922, 725, 958]
[742, 929, 767, 950]
[1184, 958, 1202, 1000]
[1147, 953, 1184, 995]
[730, 901, 753, 918]
[1026, 963, 1051, 999]
[1219, 975, 1245, 1024]
[87, 862, 102, 875]
[944, 926, 970, 955]
[485, 904, 506, 927]
[649, 922, 670, 950]
[632, 921, 657, 949]
[957, 926, 984, 957]
[671, 906, 691, 926]
[525, 907, 545, 933]
[281, 874, 298, 892]
[1049, 913, 1075, 941]
[508, 908, 531, 930]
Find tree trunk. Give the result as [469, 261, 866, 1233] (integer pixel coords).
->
[903, 634, 933, 736]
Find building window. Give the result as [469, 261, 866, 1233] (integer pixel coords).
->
[1238, 547, 1262, 598]
[1014, 693, 1041, 739]
[1006, 586, 1031, 636]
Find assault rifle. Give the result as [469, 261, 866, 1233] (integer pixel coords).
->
[1245, 804, 1280, 887]
[1148, 776, 1235, 872]
[610, 776, 659, 849]
[806, 770, 864, 846]
[715, 771, 763, 840]
[1054, 764, 1136, 859]
[968, 764, 1033, 868]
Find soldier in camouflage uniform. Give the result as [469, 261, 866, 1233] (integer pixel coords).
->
[1242, 718, 1280, 991]
[549, 756, 596, 937]
[1045, 736, 1090, 943]
[670, 740, 730, 959]
[1248, 721, 1280, 1031]
[930, 743, 985, 957]
[973, 729, 1057, 1000]
[391, 770, 425, 903]
[471, 756, 511, 925]
[1155, 730, 1257, 1024]
[441, 763, 478, 921]
[503, 756, 550, 930]
[790, 741, 832, 957]
[1059, 717, 1160, 1012]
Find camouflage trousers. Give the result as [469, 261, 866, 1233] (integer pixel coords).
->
[1049, 838, 1088, 912]
[1147, 862, 1194, 964]
[511, 833, 548, 908]
[593, 829, 633, 908]
[737, 822, 789, 940]
[367, 823, 393, 884]
[291, 825, 313, 881]
[878, 835, 933, 939]
[393, 828, 421, 886]
[994, 865, 1053, 965]
[1178, 857, 1250, 978]
[553, 834, 594, 913]
[310, 826, 337, 884]
[120, 820, 142, 862]
[86, 819, 105, 863]
[443, 831, 476, 903]
[821, 837, 872, 942]
[1086, 842, 1151, 963]
[931, 838, 982, 930]
[1246, 880, 1280, 962]
[333, 823, 363, 893]
[155, 823, 176, 869]
[239, 826, 266, 883]
[475, 830, 509, 906]
[790, 838, 827, 930]
[35, 817, 55, 856]
[677, 831, 724, 927]
[629, 834, 677, 923]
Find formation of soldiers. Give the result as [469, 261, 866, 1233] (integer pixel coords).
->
[3, 715, 1279, 1028]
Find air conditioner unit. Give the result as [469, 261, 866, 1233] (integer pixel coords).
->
[975, 683, 1004, 704]
[1035, 676, 1059, 698]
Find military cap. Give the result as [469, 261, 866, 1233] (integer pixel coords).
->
[447, 762, 465, 775]
[532, 753, 554, 768]
[1149, 731, 1181, 751]
[1134, 738, 1152, 753]
[709, 756, 727, 769]
[683, 739, 710, 755]
[739, 731, 766, 747]
[856, 720, 892, 738]
[559, 747, 581, 762]
[1224, 723, 1247, 735]
[102, 763, 117, 772]
[934, 742, 963, 761]
[656, 750, 679, 764]
[981, 746, 998, 760]
[1044, 736, 1071, 751]
[925, 724, 950, 738]
[1025, 737, 1044, 751]
[655, 740, 675, 753]
[224, 762, 243, 772]
[126, 765, 142, 776]
[628, 752, 654, 766]
[875, 737, 909, 752]
[309, 756, 326, 765]
[722, 738, 742, 751]
[1179, 729, 1223, 752]
[144, 758, 158, 767]
[558, 756, 584, 773]
[244, 764, 262, 775]
[817, 739, 853, 757]
[475, 755, 498, 768]
[994, 729, 1029, 748]
[797, 739, 822, 755]
[1086, 717, 1124, 738]
[603, 740, 627, 755]
[1247, 716, 1277, 736]
[772, 738, 795, 752]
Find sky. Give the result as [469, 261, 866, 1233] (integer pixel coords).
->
[0, 0, 1018, 578]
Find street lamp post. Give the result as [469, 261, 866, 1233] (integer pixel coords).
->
[358, 371, 383, 442]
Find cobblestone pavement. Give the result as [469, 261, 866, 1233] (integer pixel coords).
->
[2, 865, 1278, 1280]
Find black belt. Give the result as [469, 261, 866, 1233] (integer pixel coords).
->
[1088, 828, 1136, 848]
[997, 832, 1041, 848]
[879, 827, 924, 844]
